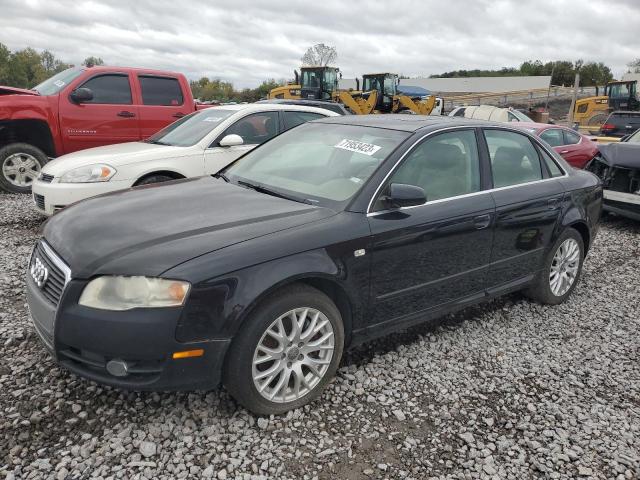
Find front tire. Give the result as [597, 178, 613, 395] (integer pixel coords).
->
[525, 228, 584, 305]
[0, 143, 48, 194]
[223, 284, 344, 415]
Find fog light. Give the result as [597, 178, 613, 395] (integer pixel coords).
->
[172, 349, 204, 359]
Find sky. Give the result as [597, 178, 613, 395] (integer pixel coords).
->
[1, 0, 639, 88]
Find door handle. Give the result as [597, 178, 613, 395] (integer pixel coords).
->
[473, 214, 491, 229]
[560, 150, 569, 154]
[548, 197, 561, 210]
[172, 112, 186, 118]
[117, 111, 136, 118]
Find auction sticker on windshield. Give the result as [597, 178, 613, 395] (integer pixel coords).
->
[335, 139, 382, 156]
[203, 116, 225, 123]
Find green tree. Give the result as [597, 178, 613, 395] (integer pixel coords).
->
[83, 56, 104, 67]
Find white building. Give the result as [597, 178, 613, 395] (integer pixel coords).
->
[339, 76, 551, 94]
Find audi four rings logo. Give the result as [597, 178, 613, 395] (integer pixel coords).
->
[30, 257, 49, 288]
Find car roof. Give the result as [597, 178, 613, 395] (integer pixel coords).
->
[206, 103, 340, 116]
[514, 121, 559, 131]
[314, 114, 501, 132]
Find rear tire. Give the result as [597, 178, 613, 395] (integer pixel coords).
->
[223, 284, 344, 415]
[525, 228, 584, 305]
[134, 174, 176, 186]
[0, 143, 48, 194]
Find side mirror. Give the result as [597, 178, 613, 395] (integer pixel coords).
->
[219, 134, 244, 147]
[384, 183, 426, 209]
[70, 87, 93, 103]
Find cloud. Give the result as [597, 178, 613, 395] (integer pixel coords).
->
[1, 0, 638, 88]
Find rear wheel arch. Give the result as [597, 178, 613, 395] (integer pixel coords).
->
[566, 221, 590, 254]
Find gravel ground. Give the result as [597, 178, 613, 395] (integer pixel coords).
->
[0, 192, 639, 480]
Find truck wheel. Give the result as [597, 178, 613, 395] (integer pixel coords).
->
[223, 284, 344, 415]
[0, 143, 48, 194]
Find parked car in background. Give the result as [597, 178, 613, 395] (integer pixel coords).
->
[587, 128, 640, 220]
[32, 103, 338, 215]
[0, 66, 207, 193]
[515, 122, 599, 168]
[599, 111, 640, 138]
[256, 98, 351, 115]
[26, 115, 601, 414]
[449, 105, 533, 123]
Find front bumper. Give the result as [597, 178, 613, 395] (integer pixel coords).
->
[31, 178, 133, 215]
[26, 247, 230, 391]
[603, 189, 640, 221]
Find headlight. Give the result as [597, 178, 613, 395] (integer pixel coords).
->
[79, 276, 190, 311]
[59, 164, 116, 183]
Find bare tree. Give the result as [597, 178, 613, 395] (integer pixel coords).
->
[301, 44, 337, 66]
[628, 59, 640, 73]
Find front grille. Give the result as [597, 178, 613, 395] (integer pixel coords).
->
[40, 173, 54, 183]
[30, 242, 70, 306]
[33, 193, 45, 210]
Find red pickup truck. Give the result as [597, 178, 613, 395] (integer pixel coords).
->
[0, 66, 205, 193]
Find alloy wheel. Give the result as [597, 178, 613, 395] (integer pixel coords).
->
[549, 238, 580, 296]
[252, 307, 335, 403]
[2, 153, 41, 187]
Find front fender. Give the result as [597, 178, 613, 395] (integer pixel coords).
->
[173, 247, 370, 343]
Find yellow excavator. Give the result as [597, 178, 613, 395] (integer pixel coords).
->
[574, 79, 639, 130]
[269, 68, 438, 115]
[348, 73, 437, 115]
[268, 66, 339, 101]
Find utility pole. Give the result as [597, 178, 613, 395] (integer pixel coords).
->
[545, 62, 556, 111]
[568, 72, 580, 126]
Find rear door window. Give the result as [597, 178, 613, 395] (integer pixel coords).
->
[539, 128, 565, 147]
[484, 129, 544, 188]
[563, 130, 581, 145]
[79, 74, 132, 104]
[139, 76, 184, 106]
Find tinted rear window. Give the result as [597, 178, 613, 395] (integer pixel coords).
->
[139, 76, 184, 106]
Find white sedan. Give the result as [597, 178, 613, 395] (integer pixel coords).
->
[32, 103, 338, 215]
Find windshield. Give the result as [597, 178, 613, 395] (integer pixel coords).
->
[627, 129, 640, 143]
[223, 122, 409, 209]
[32, 68, 85, 95]
[146, 109, 236, 147]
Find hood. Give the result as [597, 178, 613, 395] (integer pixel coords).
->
[0, 85, 40, 96]
[42, 142, 189, 175]
[43, 176, 335, 278]
[598, 142, 640, 169]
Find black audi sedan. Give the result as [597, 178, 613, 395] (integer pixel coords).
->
[27, 115, 602, 414]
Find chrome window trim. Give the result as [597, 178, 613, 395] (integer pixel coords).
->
[366, 124, 568, 216]
[41, 240, 72, 286]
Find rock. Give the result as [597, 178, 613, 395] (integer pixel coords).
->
[257, 418, 269, 430]
[392, 410, 406, 421]
[139, 441, 157, 458]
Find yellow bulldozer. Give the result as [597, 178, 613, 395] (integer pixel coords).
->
[573, 79, 639, 131]
[269, 68, 439, 115]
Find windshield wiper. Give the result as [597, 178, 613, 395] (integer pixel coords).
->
[237, 180, 311, 204]
[213, 172, 229, 182]
[147, 139, 170, 146]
